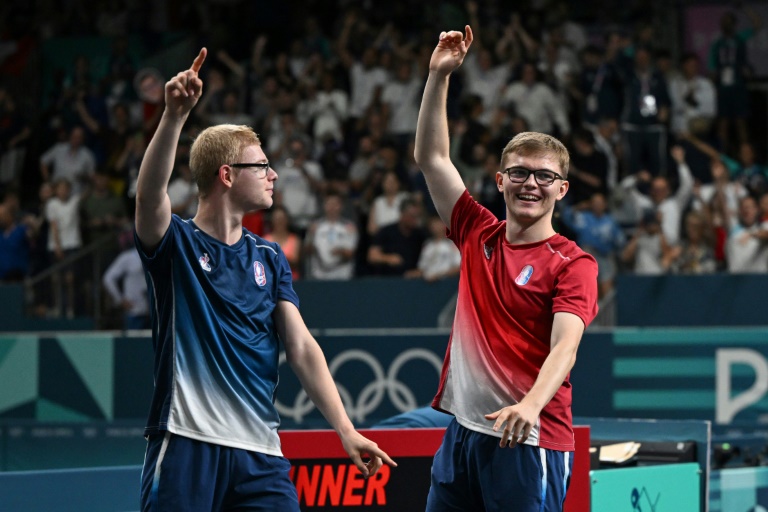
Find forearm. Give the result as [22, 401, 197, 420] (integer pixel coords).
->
[520, 340, 578, 413]
[288, 339, 355, 436]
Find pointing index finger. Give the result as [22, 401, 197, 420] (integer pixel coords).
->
[190, 48, 207, 74]
[464, 25, 474, 48]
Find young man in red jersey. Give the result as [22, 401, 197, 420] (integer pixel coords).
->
[414, 26, 599, 512]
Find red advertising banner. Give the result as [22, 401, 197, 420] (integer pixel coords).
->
[280, 426, 590, 511]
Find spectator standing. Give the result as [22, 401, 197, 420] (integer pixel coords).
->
[40, 126, 96, 194]
[367, 170, 409, 236]
[566, 128, 609, 206]
[709, 5, 762, 152]
[80, 171, 127, 247]
[619, 46, 671, 176]
[45, 178, 82, 317]
[618, 146, 694, 245]
[275, 137, 325, 235]
[501, 61, 571, 137]
[102, 233, 149, 330]
[305, 192, 358, 280]
[381, 59, 423, 151]
[412, 215, 461, 282]
[724, 195, 768, 273]
[669, 53, 717, 138]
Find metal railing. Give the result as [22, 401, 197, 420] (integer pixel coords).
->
[23, 233, 118, 328]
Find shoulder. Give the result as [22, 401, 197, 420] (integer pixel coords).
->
[547, 235, 597, 265]
[243, 229, 280, 253]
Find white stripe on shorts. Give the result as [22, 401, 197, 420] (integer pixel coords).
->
[153, 432, 173, 491]
[540, 447, 548, 506]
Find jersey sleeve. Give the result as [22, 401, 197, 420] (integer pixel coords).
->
[275, 247, 300, 309]
[447, 189, 499, 250]
[552, 252, 599, 328]
[134, 215, 178, 272]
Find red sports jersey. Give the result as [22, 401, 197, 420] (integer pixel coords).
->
[433, 191, 599, 451]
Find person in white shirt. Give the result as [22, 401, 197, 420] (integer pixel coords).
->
[619, 146, 694, 245]
[621, 209, 676, 275]
[381, 60, 423, 143]
[45, 178, 82, 317]
[462, 47, 511, 126]
[336, 12, 389, 125]
[167, 159, 198, 218]
[413, 215, 461, 282]
[297, 71, 349, 146]
[275, 137, 325, 232]
[40, 126, 96, 195]
[305, 192, 358, 280]
[725, 195, 768, 273]
[102, 235, 149, 330]
[367, 170, 409, 236]
[669, 53, 717, 136]
[501, 62, 571, 137]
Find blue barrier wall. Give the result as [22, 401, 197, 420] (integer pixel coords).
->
[2, 326, 768, 430]
[616, 274, 768, 326]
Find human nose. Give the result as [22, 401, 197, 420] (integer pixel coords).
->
[521, 172, 538, 186]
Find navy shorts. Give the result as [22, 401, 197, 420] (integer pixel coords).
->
[426, 419, 573, 512]
[141, 432, 299, 512]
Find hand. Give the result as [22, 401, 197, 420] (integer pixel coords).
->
[429, 26, 474, 76]
[484, 402, 539, 448]
[636, 170, 652, 183]
[165, 48, 207, 119]
[388, 254, 404, 267]
[671, 145, 686, 164]
[339, 430, 397, 478]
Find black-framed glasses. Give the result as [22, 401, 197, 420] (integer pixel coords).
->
[216, 162, 270, 178]
[502, 166, 566, 185]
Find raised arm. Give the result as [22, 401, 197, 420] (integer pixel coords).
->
[414, 26, 474, 226]
[135, 48, 206, 251]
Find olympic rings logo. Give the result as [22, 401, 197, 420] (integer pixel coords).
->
[275, 348, 444, 423]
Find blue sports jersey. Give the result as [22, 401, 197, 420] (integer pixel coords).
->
[136, 215, 299, 456]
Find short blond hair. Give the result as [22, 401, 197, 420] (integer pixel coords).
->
[501, 132, 570, 177]
[189, 124, 261, 195]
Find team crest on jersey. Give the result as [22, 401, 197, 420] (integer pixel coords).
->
[515, 265, 534, 285]
[253, 261, 267, 286]
[198, 253, 212, 272]
[483, 244, 493, 260]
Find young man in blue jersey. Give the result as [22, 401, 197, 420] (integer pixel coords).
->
[135, 48, 395, 511]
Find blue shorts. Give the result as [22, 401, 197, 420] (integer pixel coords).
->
[141, 432, 299, 512]
[426, 419, 573, 512]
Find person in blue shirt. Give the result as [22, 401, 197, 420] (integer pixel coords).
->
[135, 48, 395, 512]
[559, 192, 626, 299]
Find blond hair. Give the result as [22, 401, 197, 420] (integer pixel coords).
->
[501, 132, 570, 177]
[189, 124, 261, 196]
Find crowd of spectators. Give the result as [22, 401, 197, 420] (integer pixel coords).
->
[1, 0, 768, 324]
